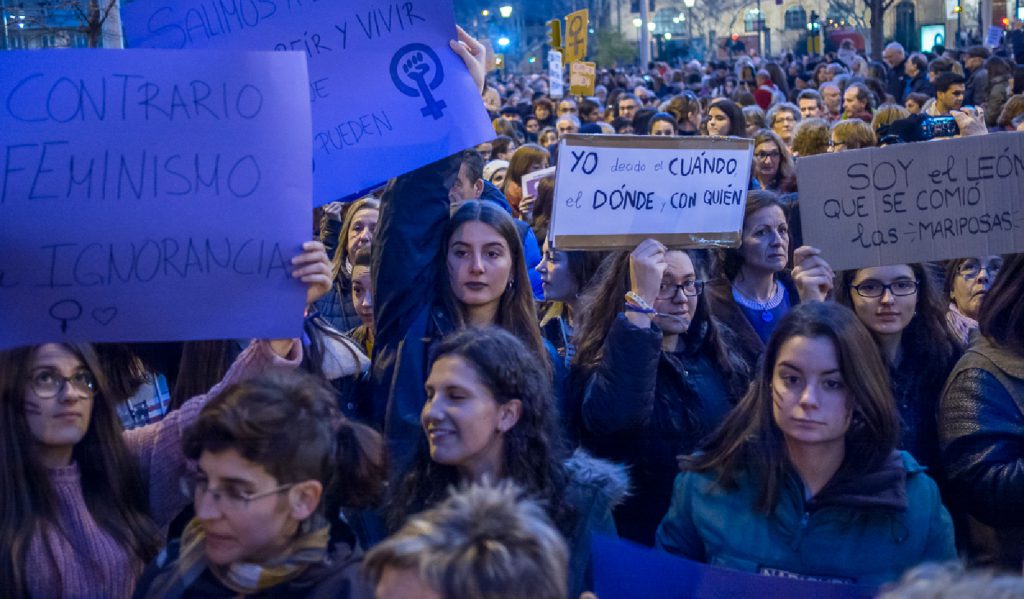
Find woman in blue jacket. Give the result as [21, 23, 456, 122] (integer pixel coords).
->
[656, 302, 955, 586]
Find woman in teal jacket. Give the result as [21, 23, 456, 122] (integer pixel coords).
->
[656, 302, 955, 586]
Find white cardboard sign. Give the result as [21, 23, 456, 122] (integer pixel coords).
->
[551, 135, 753, 250]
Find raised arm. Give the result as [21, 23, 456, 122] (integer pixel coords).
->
[126, 338, 302, 527]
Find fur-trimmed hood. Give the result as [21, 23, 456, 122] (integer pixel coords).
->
[563, 449, 631, 508]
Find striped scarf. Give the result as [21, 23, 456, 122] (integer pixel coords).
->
[151, 517, 330, 598]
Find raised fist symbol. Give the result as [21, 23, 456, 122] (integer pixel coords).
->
[403, 53, 431, 79]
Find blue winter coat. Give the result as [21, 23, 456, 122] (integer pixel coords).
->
[656, 451, 956, 586]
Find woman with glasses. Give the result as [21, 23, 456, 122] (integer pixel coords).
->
[750, 129, 797, 192]
[835, 264, 962, 471]
[657, 302, 955, 584]
[828, 119, 876, 153]
[570, 240, 751, 545]
[0, 240, 332, 597]
[944, 256, 1003, 344]
[134, 370, 382, 598]
[940, 253, 1024, 568]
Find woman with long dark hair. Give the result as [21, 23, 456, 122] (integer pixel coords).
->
[704, 99, 747, 137]
[571, 242, 750, 545]
[0, 250, 329, 598]
[657, 302, 955, 584]
[941, 252, 1024, 569]
[388, 327, 627, 598]
[835, 263, 962, 470]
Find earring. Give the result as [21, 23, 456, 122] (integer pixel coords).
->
[507, 278, 515, 291]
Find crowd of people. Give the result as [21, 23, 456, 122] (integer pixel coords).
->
[5, 23, 1024, 599]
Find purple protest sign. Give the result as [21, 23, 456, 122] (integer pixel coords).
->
[121, 0, 494, 205]
[0, 49, 311, 348]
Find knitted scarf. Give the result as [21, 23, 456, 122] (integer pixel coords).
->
[946, 303, 977, 346]
[152, 517, 330, 598]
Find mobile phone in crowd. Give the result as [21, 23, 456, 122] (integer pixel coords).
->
[920, 115, 960, 140]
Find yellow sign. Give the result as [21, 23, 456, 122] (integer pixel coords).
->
[547, 19, 562, 52]
[563, 9, 589, 63]
[569, 61, 596, 96]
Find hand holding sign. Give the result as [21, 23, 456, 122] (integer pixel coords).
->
[629, 239, 669, 306]
[449, 25, 487, 93]
[791, 246, 834, 302]
[291, 241, 333, 306]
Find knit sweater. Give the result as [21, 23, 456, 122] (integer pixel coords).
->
[25, 340, 301, 599]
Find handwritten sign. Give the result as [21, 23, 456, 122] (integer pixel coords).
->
[522, 165, 556, 200]
[563, 9, 589, 63]
[797, 133, 1024, 271]
[0, 49, 310, 348]
[570, 61, 597, 96]
[592, 535, 877, 599]
[549, 50, 564, 99]
[121, 0, 493, 205]
[551, 135, 753, 250]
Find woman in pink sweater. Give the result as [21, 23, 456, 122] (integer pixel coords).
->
[0, 242, 331, 599]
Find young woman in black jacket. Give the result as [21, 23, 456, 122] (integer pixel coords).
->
[835, 263, 962, 472]
[570, 240, 750, 545]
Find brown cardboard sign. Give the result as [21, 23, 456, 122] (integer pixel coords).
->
[797, 132, 1024, 271]
[551, 134, 753, 250]
[570, 62, 596, 96]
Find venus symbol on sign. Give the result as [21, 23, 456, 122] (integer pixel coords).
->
[567, 15, 585, 59]
[390, 43, 447, 120]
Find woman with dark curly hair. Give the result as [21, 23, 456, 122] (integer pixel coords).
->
[388, 327, 627, 598]
[835, 263, 962, 471]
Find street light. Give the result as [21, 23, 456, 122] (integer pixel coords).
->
[499, 5, 513, 18]
[683, 0, 696, 45]
[633, 17, 643, 28]
[498, 36, 510, 47]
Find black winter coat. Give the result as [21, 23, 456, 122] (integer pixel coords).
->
[940, 334, 1024, 569]
[578, 314, 738, 545]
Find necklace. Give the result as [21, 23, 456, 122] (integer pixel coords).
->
[732, 280, 785, 322]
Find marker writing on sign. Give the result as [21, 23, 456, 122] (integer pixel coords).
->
[36, 237, 291, 289]
[5, 74, 263, 123]
[1, 145, 263, 204]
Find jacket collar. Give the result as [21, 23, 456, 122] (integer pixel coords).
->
[806, 450, 908, 513]
[970, 334, 1024, 379]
